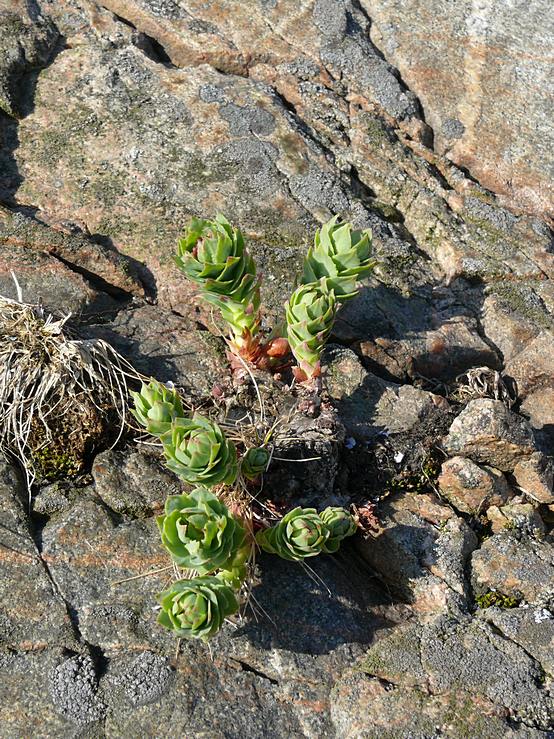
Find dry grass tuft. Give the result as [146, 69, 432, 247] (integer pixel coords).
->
[0, 294, 144, 496]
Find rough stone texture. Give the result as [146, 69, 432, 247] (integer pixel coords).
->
[0, 457, 75, 651]
[363, 0, 554, 218]
[0, 1, 58, 119]
[324, 344, 454, 481]
[86, 303, 229, 396]
[263, 403, 346, 506]
[479, 606, 554, 677]
[0, 0, 553, 734]
[49, 653, 107, 725]
[356, 492, 478, 617]
[92, 446, 183, 517]
[513, 453, 554, 505]
[107, 651, 175, 707]
[334, 615, 554, 736]
[438, 456, 512, 514]
[486, 503, 546, 538]
[444, 399, 536, 472]
[472, 533, 554, 604]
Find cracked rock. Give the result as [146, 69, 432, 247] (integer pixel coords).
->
[357, 492, 478, 616]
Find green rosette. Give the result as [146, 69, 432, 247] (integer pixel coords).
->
[174, 215, 260, 347]
[240, 447, 270, 480]
[130, 380, 186, 436]
[160, 413, 238, 487]
[285, 279, 337, 379]
[157, 487, 248, 572]
[255, 507, 330, 561]
[320, 506, 357, 553]
[302, 215, 374, 300]
[157, 574, 239, 641]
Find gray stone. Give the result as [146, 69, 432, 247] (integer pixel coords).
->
[92, 447, 182, 518]
[420, 617, 553, 729]
[479, 606, 554, 676]
[0, 2, 58, 119]
[472, 533, 554, 604]
[357, 492, 477, 616]
[444, 399, 536, 472]
[438, 456, 512, 514]
[109, 651, 175, 707]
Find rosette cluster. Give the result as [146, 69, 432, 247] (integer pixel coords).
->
[255, 505, 357, 561]
[131, 380, 185, 436]
[157, 487, 249, 573]
[161, 414, 238, 487]
[158, 575, 239, 641]
[302, 215, 374, 300]
[286, 215, 374, 380]
[174, 215, 261, 351]
[240, 446, 270, 480]
[285, 279, 337, 380]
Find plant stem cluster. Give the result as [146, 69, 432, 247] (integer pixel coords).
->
[174, 214, 375, 382]
[132, 380, 357, 641]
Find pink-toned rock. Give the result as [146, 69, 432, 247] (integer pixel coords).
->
[362, 0, 554, 217]
[444, 399, 535, 472]
[472, 533, 554, 603]
[438, 456, 511, 514]
[486, 503, 546, 537]
[513, 453, 554, 505]
[505, 332, 554, 398]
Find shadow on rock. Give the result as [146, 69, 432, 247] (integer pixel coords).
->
[235, 547, 398, 656]
[334, 280, 499, 385]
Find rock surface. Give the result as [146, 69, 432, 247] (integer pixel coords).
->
[438, 456, 511, 514]
[363, 0, 554, 217]
[0, 0, 554, 736]
[444, 399, 536, 472]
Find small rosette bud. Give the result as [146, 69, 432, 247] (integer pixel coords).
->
[302, 215, 374, 300]
[240, 447, 270, 480]
[255, 507, 330, 561]
[131, 380, 186, 436]
[285, 279, 337, 380]
[320, 506, 357, 553]
[157, 574, 239, 641]
[160, 413, 238, 487]
[157, 487, 248, 572]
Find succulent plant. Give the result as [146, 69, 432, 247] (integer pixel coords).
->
[240, 446, 270, 480]
[157, 574, 239, 640]
[256, 506, 330, 561]
[302, 215, 374, 300]
[285, 279, 337, 380]
[174, 215, 261, 351]
[160, 413, 238, 487]
[131, 380, 186, 436]
[320, 506, 357, 553]
[217, 564, 248, 590]
[157, 487, 249, 572]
